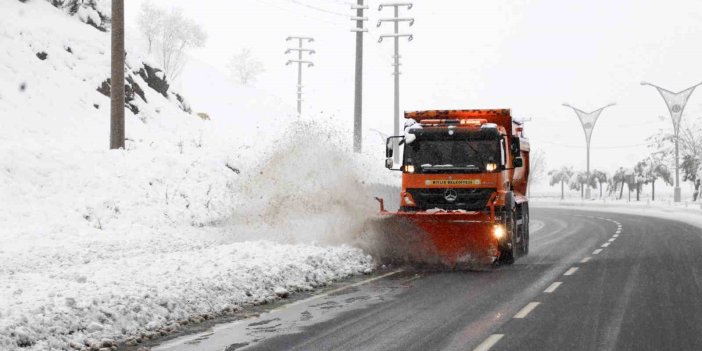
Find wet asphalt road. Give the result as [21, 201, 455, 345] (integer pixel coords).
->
[154, 208, 702, 351]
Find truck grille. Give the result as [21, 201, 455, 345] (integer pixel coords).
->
[406, 188, 495, 211]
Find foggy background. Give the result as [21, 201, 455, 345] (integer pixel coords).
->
[124, 0, 702, 194]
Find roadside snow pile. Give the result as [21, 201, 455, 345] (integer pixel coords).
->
[532, 199, 702, 229]
[1, 239, 372, 350]
[0, 1, 382, 350]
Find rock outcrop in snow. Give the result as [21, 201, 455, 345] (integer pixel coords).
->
[44, 0, 111, 32]
[95, 62, 192, 115]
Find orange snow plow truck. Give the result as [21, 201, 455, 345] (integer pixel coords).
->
[376, 109, 530, 266]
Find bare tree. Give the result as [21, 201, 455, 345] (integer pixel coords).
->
[137, 0, 165, 54]
[228, 48, 265, 86]
[110, 0, 125, 150]
[527, 149, 546, 197]
[158, 8, 207, 81]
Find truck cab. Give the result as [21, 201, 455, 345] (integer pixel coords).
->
[381, 109, 530, 265]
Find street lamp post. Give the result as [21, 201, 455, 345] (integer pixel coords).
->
[563, 103, 615, 200]
[641, 81, 702, 203]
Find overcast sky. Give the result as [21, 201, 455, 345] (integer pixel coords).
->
[125, 0, 702, 175]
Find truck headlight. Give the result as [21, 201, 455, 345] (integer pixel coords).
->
[404, 165, 415, 173]
[493, 224, 506, 239]
[486, 163, 497, 172]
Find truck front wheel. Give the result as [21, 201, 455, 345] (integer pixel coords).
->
[498, 193, 517, 265]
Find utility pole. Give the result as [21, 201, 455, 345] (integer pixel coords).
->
[563, 103, 615, 200]
[641, 81, 702, 203]
[285, 37, 315, 117]
[110, 0, 125, 149]
[351, 1, 369, 153]
[378, 2, 414, 163]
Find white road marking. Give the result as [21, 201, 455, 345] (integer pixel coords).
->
[609, 238, 616, 242]
[593, 249, 603, 254]
[530, 219, 547, 234]
[616, 230, 622, 234]
[602, 242, 611, 248]
[544, 282, 562, 293]
[473, 334, 504, 351]
[564, 267, 579, 276]
[613, 234, 619, 238]
[580, 256, 592, 263]
[514, 302, 541, 319]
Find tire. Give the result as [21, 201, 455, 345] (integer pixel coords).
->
[521, 204, 530, 255]
[498, 192, 517, 265]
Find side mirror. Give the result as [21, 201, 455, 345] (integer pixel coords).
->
[384, 136, 404, 171]
[513, 157, 523, 168]
[385, 136, 404, 158]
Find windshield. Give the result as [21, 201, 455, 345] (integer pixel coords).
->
[403, 133, 501, 173]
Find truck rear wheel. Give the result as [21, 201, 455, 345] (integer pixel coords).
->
[521, 205, 530, 255]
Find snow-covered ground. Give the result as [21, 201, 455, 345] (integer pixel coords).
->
[531, 198, 702, 230]
[0, 1, 396, 350]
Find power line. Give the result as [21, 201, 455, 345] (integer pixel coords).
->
[255, 0, 340, 25]
[283, 0, 349, 17]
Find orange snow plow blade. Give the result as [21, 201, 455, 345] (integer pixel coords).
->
[368, 200, 501, 267]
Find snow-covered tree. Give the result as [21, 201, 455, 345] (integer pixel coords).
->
[228, 48, 265, 86]
[611, 167, 628, 200]
[635, 156, 672, 201]
[549, 166, 573, 200]
[648, 119, 702, 199]
[137, 0, 165, 54]
[570, 171, 596, 199]
[591, 170, 608, 199]
[158, 8, 207, 81]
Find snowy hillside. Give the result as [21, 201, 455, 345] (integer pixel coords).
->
[0, 1, 394, 350]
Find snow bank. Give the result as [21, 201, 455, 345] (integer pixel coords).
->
[0, 1, 390, 350]
[531, 199, 702, 229]
[1, 237, 372, 350]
